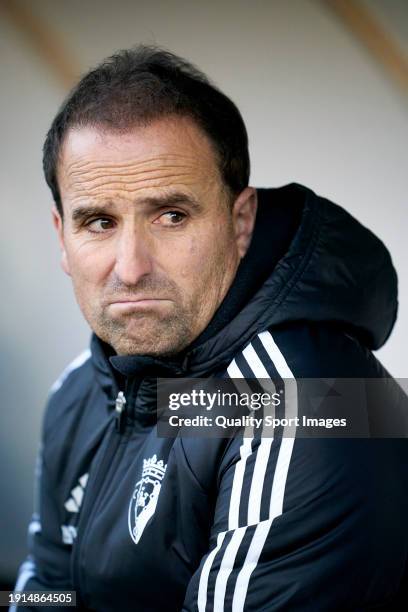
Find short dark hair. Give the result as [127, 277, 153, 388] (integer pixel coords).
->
[43, 45, 250, 215]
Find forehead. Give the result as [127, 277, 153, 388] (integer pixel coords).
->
[57, 116, 222, 205]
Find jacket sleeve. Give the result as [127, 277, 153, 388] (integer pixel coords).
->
[11, 351, 93, 612]
[182, 434, 408, 612]
[10, 433, 75, 611]
[182, 330, 408, 611]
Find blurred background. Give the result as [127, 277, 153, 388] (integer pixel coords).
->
[1, 0, 407, 587]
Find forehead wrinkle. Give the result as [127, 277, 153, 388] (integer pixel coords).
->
[63, 163, 218, 198]
[68, 172, 203, 196]
[67, 166, 203, 186]
[67, 164, 199, 181]
[64, 153, 205, 179]
[67, 173, 215, 198]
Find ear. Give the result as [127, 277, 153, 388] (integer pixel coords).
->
[52, 206, 71, 276]
[231, 187, 258, 258]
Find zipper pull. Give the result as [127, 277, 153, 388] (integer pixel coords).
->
[115, 391, 127, 433]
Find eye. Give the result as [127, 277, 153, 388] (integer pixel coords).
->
[153, 211, 187, 226]
[86, 218, 115, 233]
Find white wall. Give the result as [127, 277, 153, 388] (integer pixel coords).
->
[1, 0, 406, 582]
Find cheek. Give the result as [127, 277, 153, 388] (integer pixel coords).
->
[169, 223, 235, 289]
[163, 236, 199, 285]
[65, 239, 113, 288]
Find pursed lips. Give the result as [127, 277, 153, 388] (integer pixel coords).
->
[106, 297, 172, 308]
[110, 298, 167, 302]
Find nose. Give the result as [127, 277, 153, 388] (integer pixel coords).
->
[113, 226, 154, 286]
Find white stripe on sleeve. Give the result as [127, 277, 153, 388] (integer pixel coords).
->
[214, 338, 279, 609]
[242, 343, 276, 525]
[9, 559, 36, 612]
[231, 331, 298, 611]
[213, 527, 247, 612]
[198, 331, 298, 612]
[197, 531, 227, 612]
[226, 358, 255, 531]
[49, 348, 91, 394]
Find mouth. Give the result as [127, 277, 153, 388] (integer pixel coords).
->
[108, 298, 172, 310]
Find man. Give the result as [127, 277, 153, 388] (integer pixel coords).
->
[13, 46, 407, 611]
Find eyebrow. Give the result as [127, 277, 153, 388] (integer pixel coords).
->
[140, 193, 202, 211]
[71, 205, 112, 224]
[70, 192, 202, 224]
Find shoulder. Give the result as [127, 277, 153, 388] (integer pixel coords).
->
[256, 321, 387, 378]
[48, 348, 92, 394]
[221, 320, 408, 474]
[224, 321, 387, 385]
[43, 348, 93, 438]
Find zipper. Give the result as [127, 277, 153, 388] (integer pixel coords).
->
[71, 389, 128, 605]
[115, 390, 127, 433]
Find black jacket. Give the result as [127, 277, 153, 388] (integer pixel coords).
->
[13, 184, 408, 611]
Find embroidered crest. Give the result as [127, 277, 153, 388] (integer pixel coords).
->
[128, 454, 167, 544]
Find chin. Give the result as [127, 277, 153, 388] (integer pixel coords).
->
[113, 342, 181, 358]
[110, 332, 189, 357]
[93, 312, 195, 357]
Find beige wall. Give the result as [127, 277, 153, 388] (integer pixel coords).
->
[1, 0, 406, 581]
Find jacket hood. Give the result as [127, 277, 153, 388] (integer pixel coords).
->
[101, 183, 398, 381]
[182, 183, 398, 374]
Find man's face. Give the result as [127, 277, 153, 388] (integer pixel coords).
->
[54, 116, 256, 356]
